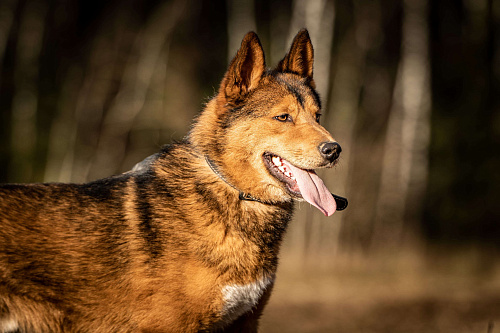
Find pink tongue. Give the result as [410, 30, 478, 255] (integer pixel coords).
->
[282, 161, 337, 216]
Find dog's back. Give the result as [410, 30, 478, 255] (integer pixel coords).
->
[1, 178, 137, 332]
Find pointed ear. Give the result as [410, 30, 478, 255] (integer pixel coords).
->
[219, 32, 266, 105]
[277, 29, 314, 85]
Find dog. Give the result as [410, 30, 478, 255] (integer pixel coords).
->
[0, 30, 346, 332]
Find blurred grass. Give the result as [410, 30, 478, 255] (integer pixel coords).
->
[261, 248, 500, 332]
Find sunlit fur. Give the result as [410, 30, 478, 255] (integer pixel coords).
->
[0, 30, 340, 332]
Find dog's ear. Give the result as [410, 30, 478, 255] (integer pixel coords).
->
[219, 32, 265, 105]
[277, 29, 315, 87]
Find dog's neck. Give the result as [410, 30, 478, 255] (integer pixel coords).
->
[204, 156, 266, 204]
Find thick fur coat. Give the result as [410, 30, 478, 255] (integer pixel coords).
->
[0, 30, 342, 332]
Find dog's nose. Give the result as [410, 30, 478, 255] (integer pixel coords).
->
[319, 142, 341, 162]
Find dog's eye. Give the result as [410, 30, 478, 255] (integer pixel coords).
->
[274, 114, 292, 122]
[315, 113, 322, 123]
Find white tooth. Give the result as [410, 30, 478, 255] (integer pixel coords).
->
[272, 156, 280, 166]
[278, 166, 286, 173]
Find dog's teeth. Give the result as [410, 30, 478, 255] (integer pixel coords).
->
[278, 166, 286, 173]
[272, 156, 281, 166]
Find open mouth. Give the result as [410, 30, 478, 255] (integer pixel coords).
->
[263, 153, 337, 216]
[263, 153, 301, 196]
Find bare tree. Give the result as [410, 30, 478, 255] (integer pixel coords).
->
[226, 0, 257, 61]
[287, 0, 335, 98]
[372, 0, 431, 250]
[10, 1, 47, 182]
[0, 0, 16, 71]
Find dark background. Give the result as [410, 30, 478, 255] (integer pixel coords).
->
[1, 0, 499, 331]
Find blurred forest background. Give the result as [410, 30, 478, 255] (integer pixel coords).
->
[0, 0, 499, 331]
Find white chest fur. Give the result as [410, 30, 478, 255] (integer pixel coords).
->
[220, 275, 274, 323]
[0, 318, 19, 333]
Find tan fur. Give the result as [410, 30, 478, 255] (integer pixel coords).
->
[0, 30, 341, 332]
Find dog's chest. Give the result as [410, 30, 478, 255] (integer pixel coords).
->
[219, 275, 274, 322]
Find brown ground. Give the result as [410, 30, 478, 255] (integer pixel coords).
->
[261, 250, 500, 333]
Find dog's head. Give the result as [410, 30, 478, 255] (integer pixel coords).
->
[191, 30, 341, 216]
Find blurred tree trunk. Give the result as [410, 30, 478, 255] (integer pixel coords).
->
[287, 0, 335, 97]
[0, 0, 15, 69]
[424, 0, 500, 246]
[0, 0, 16, 182]
[372, 0, 430, 250]
[334, 0, 391, 255]
[9, 0, 47, 182]
[226, 0, 256, 60]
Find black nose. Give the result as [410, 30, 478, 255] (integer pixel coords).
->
[319, 142, 341, 162]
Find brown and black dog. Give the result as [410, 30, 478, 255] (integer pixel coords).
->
[0, 30, 345, 332]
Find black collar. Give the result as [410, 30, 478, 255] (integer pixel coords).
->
[204, 156, 264, 203]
